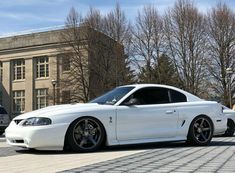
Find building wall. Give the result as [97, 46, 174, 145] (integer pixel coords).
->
[0, 31, 62, 118]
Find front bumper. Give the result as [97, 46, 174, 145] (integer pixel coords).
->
[5, 121, 69, 150]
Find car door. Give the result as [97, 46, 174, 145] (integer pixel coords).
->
[116, 87, 179, 141]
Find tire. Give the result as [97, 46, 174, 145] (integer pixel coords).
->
[187, 115, 213, 146]
[0, 131, 3, 136]
[65, 117, 105, 152]
[223, 119, 235, 137]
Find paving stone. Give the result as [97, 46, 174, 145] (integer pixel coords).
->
[1, 136, 235, 172]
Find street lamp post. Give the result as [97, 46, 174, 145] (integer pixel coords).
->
[51, 79, 57, 105]
[226, 68, 233, 108]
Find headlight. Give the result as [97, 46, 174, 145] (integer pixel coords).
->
[21, 117, 52, 126]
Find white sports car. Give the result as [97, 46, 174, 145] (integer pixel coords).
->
[5, 84, 227, 152]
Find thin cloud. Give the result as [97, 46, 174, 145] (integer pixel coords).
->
[0, 0, 69, 7]
[0, 11, 63, 22]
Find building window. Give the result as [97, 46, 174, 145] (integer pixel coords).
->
[13, 59, 25, 80]
[13, 90, 25, 113]
[62, 56, 71, 72]
[62, 90, 71, 104]
[36, 89, 48, 109]
[58, 54, 71, 72]
[36, 56, 49, 78]
[0, 61, 2, 81]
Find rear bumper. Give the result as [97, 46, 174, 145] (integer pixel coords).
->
[213, 116, 227, 135]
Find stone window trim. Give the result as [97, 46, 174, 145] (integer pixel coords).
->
[35, 56, 49, 79]
[58, 53, 71, 72]
[12, 90, 25, 114]
[13, 59, 25, 81]
[35, 88, 48, 110]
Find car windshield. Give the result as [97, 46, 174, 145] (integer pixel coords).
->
[90, 86, 135, 105]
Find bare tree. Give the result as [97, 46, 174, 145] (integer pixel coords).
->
[59, 8, 129, 102]
[104, 3, 131, 44]
[83, 7, 105, 32]
[104, 3, 134, 85]
[59, 8, 90, 102]
[206, 3, 235, 106]
[132, 5, 164, 83]
[82, 4, 134, 86]
[164, 0, 207, 95]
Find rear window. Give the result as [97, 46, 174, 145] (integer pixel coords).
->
[0, 107, 7, 114]
[170, 89, 187, 103]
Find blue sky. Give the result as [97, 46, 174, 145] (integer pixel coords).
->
[0, 0, 235, 36]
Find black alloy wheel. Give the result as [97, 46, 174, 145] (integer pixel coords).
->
[187, 115, 213, 145]
[66, 117, 105, 152]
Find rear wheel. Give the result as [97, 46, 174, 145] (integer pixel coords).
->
[187, 115, 213, 146]
[66, 117, 105, 152]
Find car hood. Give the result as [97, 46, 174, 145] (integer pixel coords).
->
[13, 103, 106, 120]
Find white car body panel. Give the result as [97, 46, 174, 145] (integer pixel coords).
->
[5, 84, 227, 150]
[116, 104, 179, 141]
[223, 108, 235, 123]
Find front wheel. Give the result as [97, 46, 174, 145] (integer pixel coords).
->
[66, 117, 105, 152]
[187, 115, 213, 146]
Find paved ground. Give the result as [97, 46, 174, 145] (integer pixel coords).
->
[0, 134, 235, 173]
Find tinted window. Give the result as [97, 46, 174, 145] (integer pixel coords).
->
[126, 87, 170, 105]
[0, 107, 7, 114]
[170, 89, 187, 103]
[90, 87, 135, 105]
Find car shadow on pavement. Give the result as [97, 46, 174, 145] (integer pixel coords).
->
[14, 137, 235, 155]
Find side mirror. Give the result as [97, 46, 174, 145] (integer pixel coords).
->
[123, 98, 139, 106]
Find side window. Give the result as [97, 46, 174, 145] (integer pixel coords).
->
[126, 87, 170, 105]
[170, 89, 187, 103]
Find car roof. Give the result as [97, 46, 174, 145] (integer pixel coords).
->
[119, 84, 201, 102]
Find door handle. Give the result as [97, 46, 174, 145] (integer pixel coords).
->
[166, 110, 174, 114]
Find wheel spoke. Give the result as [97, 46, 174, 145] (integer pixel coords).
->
[74, 133, 81, 140]
[90, 128, 97, 135]
[202, 127, 210, 131]
[79, 138, 87, 147]
[200, 132, 207, 141]
[200, 118, 204, 127]
[194, 123, 199, 128]
[74, 126, 83, 134]
[88, 136, 97, 146]
[84, 119, 89, 130]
